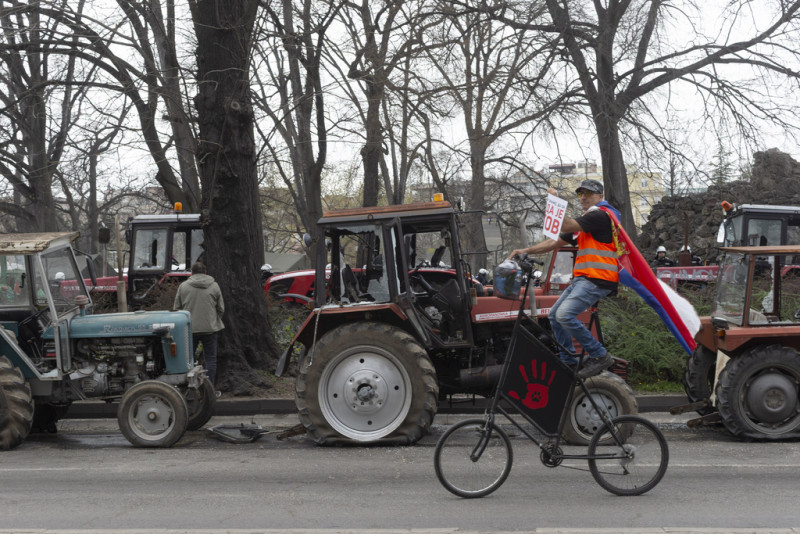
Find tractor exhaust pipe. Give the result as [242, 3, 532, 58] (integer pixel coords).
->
[459, 365, 504, 389]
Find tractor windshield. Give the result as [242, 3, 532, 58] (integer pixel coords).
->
[745, 253, 800, 325]
[712, 252, 749, 325]
[33, 246, 90, 315]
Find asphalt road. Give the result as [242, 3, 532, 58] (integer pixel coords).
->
[1, 412, 800, 532]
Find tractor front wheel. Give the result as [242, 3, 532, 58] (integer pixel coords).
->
[716, 345, 800, 439]
[561, 371, 638, 445]
[683, 346, 717, 415]
[118, 380, 189, 447]
[0, 355, 33, 451]
[296, 322, 438, 444]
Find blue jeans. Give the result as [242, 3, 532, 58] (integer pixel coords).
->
[549, 277, 611, 365]
[194, 332, 218, 386]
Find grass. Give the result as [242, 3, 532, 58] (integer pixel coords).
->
[631, 380, 684, 394]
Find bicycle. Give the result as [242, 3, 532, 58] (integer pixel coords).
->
[433, 255, 669, 497]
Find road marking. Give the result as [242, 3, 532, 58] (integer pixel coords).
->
[0, 529, 799, 534]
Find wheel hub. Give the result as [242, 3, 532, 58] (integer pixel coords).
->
[133, 396, 172, 434]
[574, 392, 619, 434]
[319, 349, 412, 440]
[746, 371, 798, 423]
[345, 369, 387, 413]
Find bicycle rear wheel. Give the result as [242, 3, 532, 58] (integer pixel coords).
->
[587, 415, 668, 496]
[434, 418, 513, 498]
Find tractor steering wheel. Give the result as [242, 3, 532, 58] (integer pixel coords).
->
[19, 307, 50, 329]
[409, 269, 435, 298]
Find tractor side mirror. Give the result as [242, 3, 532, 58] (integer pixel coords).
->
[98, 227, 111, 245]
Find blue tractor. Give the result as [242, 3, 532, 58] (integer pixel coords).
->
[0, 233, 214, 450]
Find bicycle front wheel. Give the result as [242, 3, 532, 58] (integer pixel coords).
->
[587, 415, 668, 496]
[434, 418, 513, 498]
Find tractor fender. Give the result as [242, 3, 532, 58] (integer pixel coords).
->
[0, 324, 45, 380]
[275, 303, 410, 377]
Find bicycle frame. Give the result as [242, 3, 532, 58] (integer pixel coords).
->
[483, 267, 625, 461]
[435, 258, 668, 499]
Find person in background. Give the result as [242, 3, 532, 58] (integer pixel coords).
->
[651, 245, 675, 267]
[174, 262, 225, 388]
[260, 264, 273, 284]
[679, 245, 703, 266]
[476, 268, 490, 285]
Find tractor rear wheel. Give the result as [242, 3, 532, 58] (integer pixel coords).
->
[118, 380, 189, 447]
[185, 377, 216, 430]
[296, 322, 438, 444]
[0, 355, 33, 451]
[561, 371, 638, 445]
[682, 346, 717, 415]
[716, 345, 800, 439]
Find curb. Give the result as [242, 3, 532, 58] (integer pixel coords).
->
[63, 394, 687, 419]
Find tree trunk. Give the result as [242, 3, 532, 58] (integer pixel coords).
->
[88, 151, 98, 254]
[595, 114, 637, 240]
[190, 0, 277, 394]
[465, 143, 489, 271]
[362, 84, 383, 207]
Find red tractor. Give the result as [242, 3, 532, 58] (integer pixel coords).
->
[679, 245, 800, 439]
[90, 211, 204, 310]
[275, 200, 633, 445]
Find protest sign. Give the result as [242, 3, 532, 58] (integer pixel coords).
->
[543, 194, 568, 240]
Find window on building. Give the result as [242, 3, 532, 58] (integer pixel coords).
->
[640, 177, 648, 188]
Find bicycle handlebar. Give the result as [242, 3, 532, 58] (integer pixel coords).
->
[512, 253, 543, 274]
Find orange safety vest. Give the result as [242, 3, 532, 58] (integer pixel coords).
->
[573, 218, 619, 283]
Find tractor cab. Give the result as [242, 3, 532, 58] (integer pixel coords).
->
[125, 212, 204, 302]
[709, 245, 800, 336]
[0, 233, 95, 378]
[312, 201, 474, 349]
[719, 203, 800, 248]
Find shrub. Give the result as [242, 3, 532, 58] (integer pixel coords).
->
[600, 282, 717, 385]
[266, 296, 311, 375]
[601, 288, 687, 383]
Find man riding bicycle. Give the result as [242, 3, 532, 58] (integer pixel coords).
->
[509, 179, 621, 379]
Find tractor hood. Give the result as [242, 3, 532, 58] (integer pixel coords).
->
[69, 310, 191, 338]
[68, 310, 194, 373]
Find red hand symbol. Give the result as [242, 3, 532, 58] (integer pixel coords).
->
[507, 359, 556, 410]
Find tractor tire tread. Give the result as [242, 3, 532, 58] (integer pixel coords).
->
[716, 344, 800, 440]
[0, 355, 34, 451]
[296, 322, 438, 445]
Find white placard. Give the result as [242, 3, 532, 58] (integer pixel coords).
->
[543, 194, 568, 240]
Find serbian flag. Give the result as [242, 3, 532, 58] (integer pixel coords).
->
[596, 203, 700, 355]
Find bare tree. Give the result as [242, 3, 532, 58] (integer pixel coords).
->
[489, 0, 800, 238]
[252, 0, 345, 246]
[116, 0, 202, 211]
[423, 0, 581, 267]
[0, 0, 91, 231]
[338, 0, 431, 207]
[1, 0, 205, 227]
